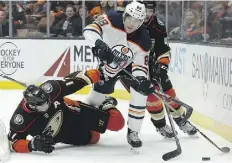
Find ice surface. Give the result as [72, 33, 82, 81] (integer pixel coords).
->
[0, 90, 231, 163]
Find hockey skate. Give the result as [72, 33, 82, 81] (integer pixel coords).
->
[127, 128, 142, 154]
[0, 119, 10, 162]
[178, 121, 197, 136]
[156, 124, 177, 138]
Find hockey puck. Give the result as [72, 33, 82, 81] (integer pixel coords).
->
[202, 157, 210, 161]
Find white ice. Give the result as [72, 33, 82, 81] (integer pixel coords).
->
[0, 90, 231, 163]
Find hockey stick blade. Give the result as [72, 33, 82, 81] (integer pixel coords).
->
[162, 147, 182, 161]
[196, 128, 230, 153]
[221, 147, 230, 153]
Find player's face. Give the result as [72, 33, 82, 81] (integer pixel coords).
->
[144, 8, 154, 23]
[34, 101, 50, 112]
[124, 15, 143, 34]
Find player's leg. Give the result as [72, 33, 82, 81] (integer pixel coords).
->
[64, 96, 125, 132]
[99, 96, 125, 131]
[161, 74, 197, 135]
[147, 91, 175, 138]
[57, 126, 100, 146]
[120, 76, 175, 138]
[85, 76, 118, 108]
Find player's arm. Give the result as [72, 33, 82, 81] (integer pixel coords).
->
[128, 31, 153, 95]
[8, 128, 30, 153]
[8, 104, 54, 153]
[152, 18, 171, 65]
[9, 129, 54, 154]
[130, 30, 151, 81]
[153, 33, 171, 65]
[82, 15, 107, 48]
[149, 19, 171, 81]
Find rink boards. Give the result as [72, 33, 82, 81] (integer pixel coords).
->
[0, 39, 231, 142]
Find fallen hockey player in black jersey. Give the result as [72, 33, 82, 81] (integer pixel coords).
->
[8, 69, 125, 154]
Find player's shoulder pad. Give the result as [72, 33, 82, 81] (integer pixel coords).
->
[40, 80, 60, 94]
[106, 10, 124, 30]
[10, 101, 39, 132]
[40, 80, 63, 101]
[128, 25, 152, 52]
[152, 16, 167, 35]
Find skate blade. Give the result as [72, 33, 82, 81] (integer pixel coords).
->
[130, 147, 140, 154]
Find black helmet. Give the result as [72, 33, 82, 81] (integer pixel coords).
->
[143, 1, 156, 9]
[23, 85, 50, 107]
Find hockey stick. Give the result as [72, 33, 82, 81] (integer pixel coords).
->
[115, 66, 192, 124]
[0, 74, 27, 87]
[157, 84, 230, 154]
[156, 81, 182, 161]
[0, 74, 46, 88]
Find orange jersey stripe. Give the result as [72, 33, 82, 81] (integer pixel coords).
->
[88, 24, 102, 35]
[158, 57, 170, 65]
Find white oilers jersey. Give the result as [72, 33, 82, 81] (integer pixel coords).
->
[83, 11, 152, 78]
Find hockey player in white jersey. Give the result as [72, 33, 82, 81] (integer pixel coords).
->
[82, 1, 152, 149]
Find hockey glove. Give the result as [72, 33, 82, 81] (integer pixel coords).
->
[150, 62, 169, 83]
[92, 39, 114, 64]
[130, 76, 154, 96]
[29, 134, 55, 154]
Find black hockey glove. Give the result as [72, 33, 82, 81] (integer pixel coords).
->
[92, 39, 114, 64]
[29, 134, 55, 154]
[130, 76, 154, 96]
[150, 62, 169, 83]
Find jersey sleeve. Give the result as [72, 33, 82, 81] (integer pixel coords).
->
[152, 17, 171, 65]
[8, 128, 31, 153]
[83, 15, 109, 48]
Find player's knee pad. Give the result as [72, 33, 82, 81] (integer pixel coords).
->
[89, 131, 100, 144]
[107, 108, 125, 131]
[146, 93, 163, 112]
[147, 94, 165, 121]
[164, 88, 180, 108]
